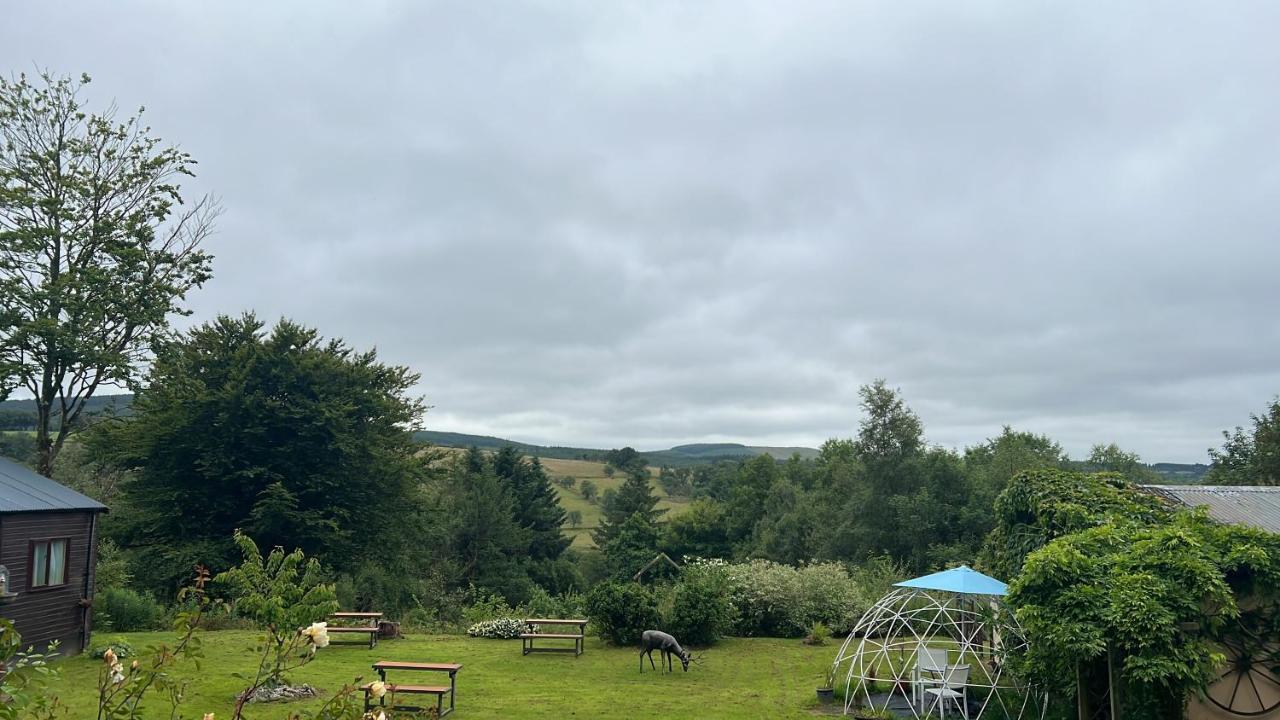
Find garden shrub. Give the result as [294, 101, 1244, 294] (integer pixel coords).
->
[723, 559, 806, 636]
[804, 621, 830, 646]
[796, 562, 864, 634]
[663, 564, 736, 646]
[466, 618, 530, 639]
[463, 592, 518, 626]
[691, 558, 869, 637]
[98, 588, 164, 632]
[585, 581, 659, 645]
[89, 638, 134, 659]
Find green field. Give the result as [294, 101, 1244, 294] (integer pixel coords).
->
[540, 457, 691, 549]
[46, 630, 834, 719]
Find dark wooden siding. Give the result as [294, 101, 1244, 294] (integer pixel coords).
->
[0, 511, 97, 655]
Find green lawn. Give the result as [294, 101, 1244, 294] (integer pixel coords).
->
[47, 630, 835, 718]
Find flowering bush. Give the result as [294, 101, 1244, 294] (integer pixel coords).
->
[467, 618, 530, 639]
[685, 558, 870, 637]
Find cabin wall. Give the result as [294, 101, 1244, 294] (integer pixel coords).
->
[0, 510, 97, 655]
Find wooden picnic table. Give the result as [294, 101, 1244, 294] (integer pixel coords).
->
[330, 611, 383, 626]
[521, 618, 588, 657]
[366, 661, 463, 716]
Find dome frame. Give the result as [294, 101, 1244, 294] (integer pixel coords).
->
[831, 585, 1046, 718]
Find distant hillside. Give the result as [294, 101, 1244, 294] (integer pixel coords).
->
[414, 431, 819, 467]
[1149, 462, 1211, 484]
[0, 393, 132, 429]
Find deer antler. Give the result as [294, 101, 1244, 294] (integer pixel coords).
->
[691, 652, 706, 664]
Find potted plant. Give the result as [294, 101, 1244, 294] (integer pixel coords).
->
[817, 665, 837, 704]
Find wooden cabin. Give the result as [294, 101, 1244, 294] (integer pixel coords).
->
[0, 456, 107, 655]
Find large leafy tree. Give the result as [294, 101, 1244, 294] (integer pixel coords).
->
[0, 72, 217, 476]
[1207, 397, 1280, 486]
[92, 314, 426, 595]
[963, 426, 1067, 505]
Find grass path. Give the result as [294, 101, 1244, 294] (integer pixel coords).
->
[48, 631, 834, 719]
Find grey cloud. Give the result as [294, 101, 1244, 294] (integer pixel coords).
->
[5, 1, 1280, 461]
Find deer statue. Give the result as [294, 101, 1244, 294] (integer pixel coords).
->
[639, 630, 700, 673]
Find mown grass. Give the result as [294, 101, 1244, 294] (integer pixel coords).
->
[47, 630, 835, 719]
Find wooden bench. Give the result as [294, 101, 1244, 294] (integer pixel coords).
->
[365, 661, 462, 716]
[521, 618, 587, 657]
[327, 625, 378, 649]
[331, 611, 383, 626]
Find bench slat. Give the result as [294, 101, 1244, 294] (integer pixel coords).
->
[328, 627, 378, 633]
[364, 683, 450, 694]
[520, 633, 583, 639]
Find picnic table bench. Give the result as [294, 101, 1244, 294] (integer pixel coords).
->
[364, 660, 462, 717]
[327, 612, 384, 649]
[520, 618, 587, 657]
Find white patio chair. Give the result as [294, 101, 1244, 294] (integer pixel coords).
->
[924, 664, 970, 719]
[912, 645, 949, 706]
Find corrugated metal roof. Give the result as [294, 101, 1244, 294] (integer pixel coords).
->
[1140, 484, 1280, 534]
[0, 456, 107, 513]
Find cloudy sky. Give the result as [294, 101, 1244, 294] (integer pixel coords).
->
[6, 2, 1279, 462]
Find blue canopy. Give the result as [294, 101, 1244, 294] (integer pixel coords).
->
[893, 565, 1008, 596]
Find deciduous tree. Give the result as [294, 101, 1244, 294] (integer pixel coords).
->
[0, 72, 217, 476]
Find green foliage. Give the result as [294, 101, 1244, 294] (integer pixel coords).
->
[989, 468, 1280, 719]
[663, 499, 732, 559]
[0, 618, 64, 720]
[467, 618, 529, 639]
[579, 479, 598, 502]
[1207, 396, 1280, 485]
[0, 71, 216, 476]
[1086, 443, 1163, 483]
[663, 564, 737, 646]
[91, 314, 427, 596]
[213, 531, 338, 688]
[97, 588, 164, 632]
[584, 581, 660, 646]
[604, 447, 647, 475]
[93, 539, 134, 594]
[981, 468, 1170, 580]
[711, 559, 870, 637]
[601, 512, 663, 581]
[593, 469, 665, 547]
[493, 449, 571, 566]
[89, 639, 135, 660]
[803, 621, 830, 646]
[1010, 512, 1280, 718]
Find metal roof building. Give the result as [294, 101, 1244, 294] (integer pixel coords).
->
[1140, 484, 1280, 534]
[0, 455, 107, 655]
[0, 456, 107, 513]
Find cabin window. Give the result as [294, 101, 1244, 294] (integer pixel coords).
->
[30, 539, 68, 588]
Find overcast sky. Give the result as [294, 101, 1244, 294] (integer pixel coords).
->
[5, 2, 1279, 462]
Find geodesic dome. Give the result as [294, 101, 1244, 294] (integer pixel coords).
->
[830, 566, 1045, 719]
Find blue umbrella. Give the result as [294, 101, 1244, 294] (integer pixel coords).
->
[893, 565, 1008, 596]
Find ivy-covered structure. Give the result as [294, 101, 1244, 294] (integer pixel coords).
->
[987, 470, 1280, 720]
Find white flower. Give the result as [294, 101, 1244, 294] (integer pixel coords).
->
[368, 680, 387, 699]
[302, 621, 330, 648]
[102, 648, 117, 665]
[110, 660, 126, 685]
